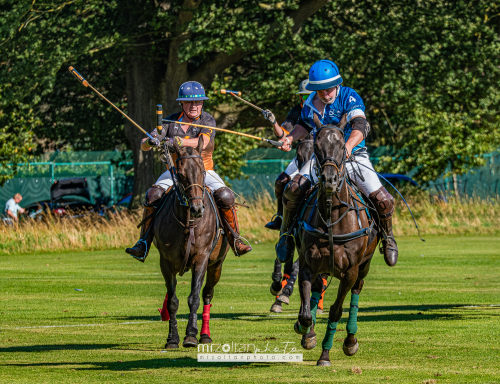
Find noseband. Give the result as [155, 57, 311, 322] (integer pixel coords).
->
[315, 126, 347, 195]
[175, 154, 206, 203]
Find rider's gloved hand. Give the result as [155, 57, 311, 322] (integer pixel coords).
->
[147, 137, 160, 147]
[262, 109, 277, 125]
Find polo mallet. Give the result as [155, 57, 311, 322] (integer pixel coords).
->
[68, 66, 156, 141]
[68, 67, 282, 147]
[162, 119, 283, 147]
[220, 89, 264, 112]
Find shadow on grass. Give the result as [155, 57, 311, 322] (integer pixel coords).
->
[0, 344, 120, 353]
[3, 357, 272, 370]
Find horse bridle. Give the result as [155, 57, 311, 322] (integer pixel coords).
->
[315, 126, 348, 195]
[175, 154, 206, 205]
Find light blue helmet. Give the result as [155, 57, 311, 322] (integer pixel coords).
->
[305, 60, 343, 91]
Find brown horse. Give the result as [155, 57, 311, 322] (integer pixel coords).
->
[292, 116, 378, 366]
[153, 138, 229, 348]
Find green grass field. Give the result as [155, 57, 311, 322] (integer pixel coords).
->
[1, 236, 499, 383]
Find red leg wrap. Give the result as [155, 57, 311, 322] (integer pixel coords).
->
[158, 293, 170, 321]
[201, 304, 212, 337]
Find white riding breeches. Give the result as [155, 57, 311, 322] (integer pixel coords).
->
[154, 169, 226, 192]
[284, 157, 300, 178]
[297, 149, 383, 197]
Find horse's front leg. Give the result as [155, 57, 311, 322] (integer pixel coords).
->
[183, 257, 208, 348]
[295, 252, 314, 335]
[270, 257, 283, 295]
[160, 257, 180, 349]
[317, 264, 359, 366]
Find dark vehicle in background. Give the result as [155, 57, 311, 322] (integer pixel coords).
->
[24, 177, 125, 220]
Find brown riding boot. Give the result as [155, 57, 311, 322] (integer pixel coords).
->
[265, 172, 291, 231]
[215, 187, 252, 256]
[125, 185, 168, 262]
[220, 206, 252, 256]
[369, 186, 398, 267]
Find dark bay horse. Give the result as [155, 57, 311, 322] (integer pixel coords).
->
[153, 138, 229, 348]
[293, 116, 378, 366]
[270, 134, 315, 313]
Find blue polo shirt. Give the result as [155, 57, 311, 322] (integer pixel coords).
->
[299, 86, 366, 152]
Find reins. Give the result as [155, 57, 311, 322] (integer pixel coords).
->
[161, 146, 208, 276]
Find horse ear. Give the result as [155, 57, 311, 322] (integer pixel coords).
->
[338, 113, 348, 130]
[313, 113, 323, 129]
[196, 136, 204, 155]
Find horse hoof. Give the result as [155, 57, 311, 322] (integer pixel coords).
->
[183, 336, 198, 348]
[270, 301, 282, 313]
[165, 342, 179, 349]
[294, 321, 309, 335]
[301, 335, 317, 350]
[343, 339, 359, 356]
[199, 334, 212, 344]
[270, 283, 282, 296]
[276, 294, 290, 305]
[317, 360, 331, 366]
[316, 308, 323, 315]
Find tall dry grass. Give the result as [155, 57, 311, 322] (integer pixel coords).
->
[1, 192, 499, 255]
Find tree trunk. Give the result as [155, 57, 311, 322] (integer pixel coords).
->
[124, 53, 159, 208]
[452, 173, 460, 202]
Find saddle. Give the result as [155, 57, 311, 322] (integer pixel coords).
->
[293, 182, 377, 248]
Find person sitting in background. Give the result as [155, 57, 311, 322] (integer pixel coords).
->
[4, 193, 25, 223]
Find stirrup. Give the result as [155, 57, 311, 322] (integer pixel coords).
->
[128, 239, 148, 262]
[233, 236, 252, 257]
[379, 235, 397, 254]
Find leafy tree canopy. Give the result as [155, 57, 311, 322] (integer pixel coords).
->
[1, 0, 499, 193]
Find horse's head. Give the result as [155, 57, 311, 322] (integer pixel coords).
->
[173, 137, 206, 219]
[313, 114, 347, 196]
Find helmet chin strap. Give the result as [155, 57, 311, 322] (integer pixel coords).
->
[180, 102, 204, 120]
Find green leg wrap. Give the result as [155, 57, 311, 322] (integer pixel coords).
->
[347, 293, 359, 335]
[310, 291, 321, 326]
[321, 319, 337, 350]
[298, 291, 322, 334]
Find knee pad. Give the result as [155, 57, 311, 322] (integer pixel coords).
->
[214, 187, 235, 210]
[283, 174, 311, 210]
[145, 185, 166, 207]
[369, 186, 394, 220]
[275, 172, 291, 199]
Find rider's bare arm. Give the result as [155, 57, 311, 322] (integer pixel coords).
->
[273, 122, 285, 139]
[279, 124, 309, 152]
[141, 138, 153, 151]
[345, 126, 364, 158]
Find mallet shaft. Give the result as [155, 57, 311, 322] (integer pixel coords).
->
[221, 89, 264, 112]
[68, 66, 154, 141]
[162, 119, 282, 147]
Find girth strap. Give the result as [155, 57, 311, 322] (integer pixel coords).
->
[299, 220, 374, 243]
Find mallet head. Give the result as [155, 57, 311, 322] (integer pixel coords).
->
[220, 89, 242, 96]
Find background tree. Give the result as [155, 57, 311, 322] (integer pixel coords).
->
[1, 0, 500, 203]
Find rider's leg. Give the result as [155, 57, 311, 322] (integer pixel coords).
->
[206, 171, 252, 256]
[275, 173, 311, 263]
[125, 178, 171, 262]
[265, 158, 298, 230]
[265, 172, 292, 230]
[346, 151, 398, 266]
[369, 186, 398, 266]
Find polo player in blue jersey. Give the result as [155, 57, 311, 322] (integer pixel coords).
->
[273, 60, 398, 267]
